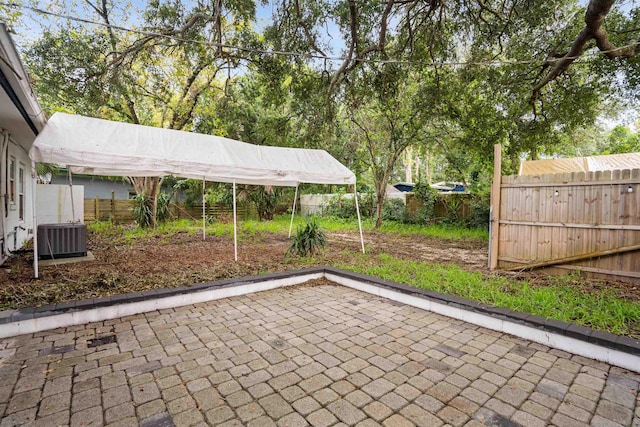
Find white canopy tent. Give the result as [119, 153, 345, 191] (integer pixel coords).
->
[29, 113, 365, 276]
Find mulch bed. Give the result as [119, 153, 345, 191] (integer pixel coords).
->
[1, 227, 638, 309]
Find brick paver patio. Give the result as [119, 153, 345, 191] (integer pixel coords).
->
[0, 283, 639, 427]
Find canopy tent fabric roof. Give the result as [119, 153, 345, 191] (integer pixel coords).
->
[29, 113, 356, 186]
[519, 152, 640, 176]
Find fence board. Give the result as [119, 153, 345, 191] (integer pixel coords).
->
[542, 173, 553, 262]
[496, 167, 640, 283]
[528, 186, 539, 263]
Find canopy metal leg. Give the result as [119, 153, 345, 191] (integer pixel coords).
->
[288, 185, 299, 238]
[67, 166, 75, 222]
[354, 185, 365, 254]
[202, 177, 206, 241]
[233, 180, 238, 261]
[31, 161, 39, 278]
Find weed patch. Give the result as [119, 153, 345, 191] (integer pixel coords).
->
[339, 254, 640, 338]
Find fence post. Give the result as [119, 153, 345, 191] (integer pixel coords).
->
[489, 144, 502, 270]
[111, 191, 116, 222]
[95, 196, 100, 222]
[173, 189, 178, 219]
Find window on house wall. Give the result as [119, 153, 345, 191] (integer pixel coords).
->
[9, 156, 15, 204]
[18, 164, 25, 221]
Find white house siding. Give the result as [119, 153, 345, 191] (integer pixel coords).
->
[0, 23, 47, 262]
[2, 136, 34, 253]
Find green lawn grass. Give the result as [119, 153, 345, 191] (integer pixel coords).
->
[90, 214, 488, 242]
[339, 253, 640, 338]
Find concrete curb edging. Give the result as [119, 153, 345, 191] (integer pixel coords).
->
[0, 266, 638, 373]
[0, 268, 324, 339]
[324, 270, 640, 373]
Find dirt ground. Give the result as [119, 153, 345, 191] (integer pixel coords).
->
[0, 227, 638, 309]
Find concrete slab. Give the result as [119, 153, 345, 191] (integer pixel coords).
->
[39, 251, 95, 266]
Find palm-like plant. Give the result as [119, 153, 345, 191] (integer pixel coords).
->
[288, 216, 326, 257]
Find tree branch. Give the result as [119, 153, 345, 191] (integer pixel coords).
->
[293, 0, 326, 57]
[356, 0, 393, 59]
[531, 0, 637, 103]
[326, 0, 397, 107]
[325, 0, 357, 107]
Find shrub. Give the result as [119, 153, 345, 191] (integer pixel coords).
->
[441, 196, 463, 225]
[174, 178, 202, 208]
[248, 186, 281, 221]
[132, 192, 152, 227]
[402, 206, 428, 225]
[132, 191, 172, 227]
[382, 198, 406, 222]
[413, 182, 438, 220]
[324, 192, 376, 219]
[156, 192, 171, 223]
[324, 194, 356, 218]
[466, 192, 490, 230]
[288, 216, 326, 257]
[175, 180, 234, 209]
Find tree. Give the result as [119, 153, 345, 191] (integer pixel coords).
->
[198, 59, 362, 179]
[345, 62, 428, 228]
[266, 1, 609, 170]
[0, 3, 21, 30]
[601, 125, 640, 154]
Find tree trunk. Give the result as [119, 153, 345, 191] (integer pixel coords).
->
[425, 151, 431, 184]
[374, 179, 387, 229]
[375, 193, 384, 229]
[130, 176, 162, 228]
[403, 146, 413, 183]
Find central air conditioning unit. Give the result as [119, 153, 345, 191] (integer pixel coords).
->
[37, 224, 87, 260]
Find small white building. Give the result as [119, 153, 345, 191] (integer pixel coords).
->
[0, 24, 46, 262]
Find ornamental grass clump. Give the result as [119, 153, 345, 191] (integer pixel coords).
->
[289, 216, 326, 257]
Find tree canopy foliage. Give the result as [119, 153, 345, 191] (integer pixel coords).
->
[13, 0, 640, 227]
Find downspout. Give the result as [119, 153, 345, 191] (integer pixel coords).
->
[31, 160, 38, 278]
[1, 130, 8, 259]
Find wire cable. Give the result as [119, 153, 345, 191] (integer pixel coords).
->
[1, 1, 637, 68]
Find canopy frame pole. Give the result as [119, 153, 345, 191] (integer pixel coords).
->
[67, 166, 75, 223]
[31, 160, 39, 278]
[354, 183, 365, 254]
[233, 180, 238, 261]
[288, 184, 299, 238]
[202, 177, 206, 241]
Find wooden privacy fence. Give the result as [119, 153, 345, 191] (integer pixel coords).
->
[489, 145, 640, 282]
[84, 195, 257, 223]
